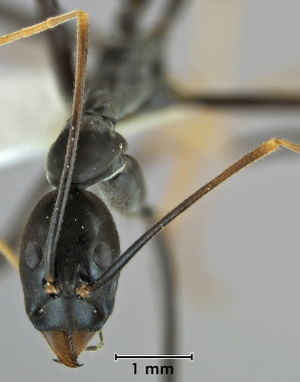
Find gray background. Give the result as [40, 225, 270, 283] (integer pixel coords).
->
[0, 0, 300, 381]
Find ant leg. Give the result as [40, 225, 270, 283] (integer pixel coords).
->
[89, 138, 300, 287]
[141, 206, 177, 382]
[0, 240, 18, 270]
[151, 0, 185, 38]
[178, 91, 300, 109]
[118, 0, 185, 38]
[137, 0, 187, 109]
[36, 0, 74, 100]
[117, 0, 149, 36]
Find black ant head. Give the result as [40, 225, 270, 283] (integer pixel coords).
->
[19, 189, 120, 367]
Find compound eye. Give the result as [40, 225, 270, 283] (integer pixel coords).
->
[93, 242, 112, 271]
[22, 241, 43, 269]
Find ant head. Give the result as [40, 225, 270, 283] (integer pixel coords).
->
[19, 189, 120, 367]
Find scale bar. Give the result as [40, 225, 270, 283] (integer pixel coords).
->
[114, 353, 194, 362]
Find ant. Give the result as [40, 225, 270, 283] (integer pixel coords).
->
[0, 0, 300, 378]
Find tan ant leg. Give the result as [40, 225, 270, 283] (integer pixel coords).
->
[0, 240, 19, 270]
